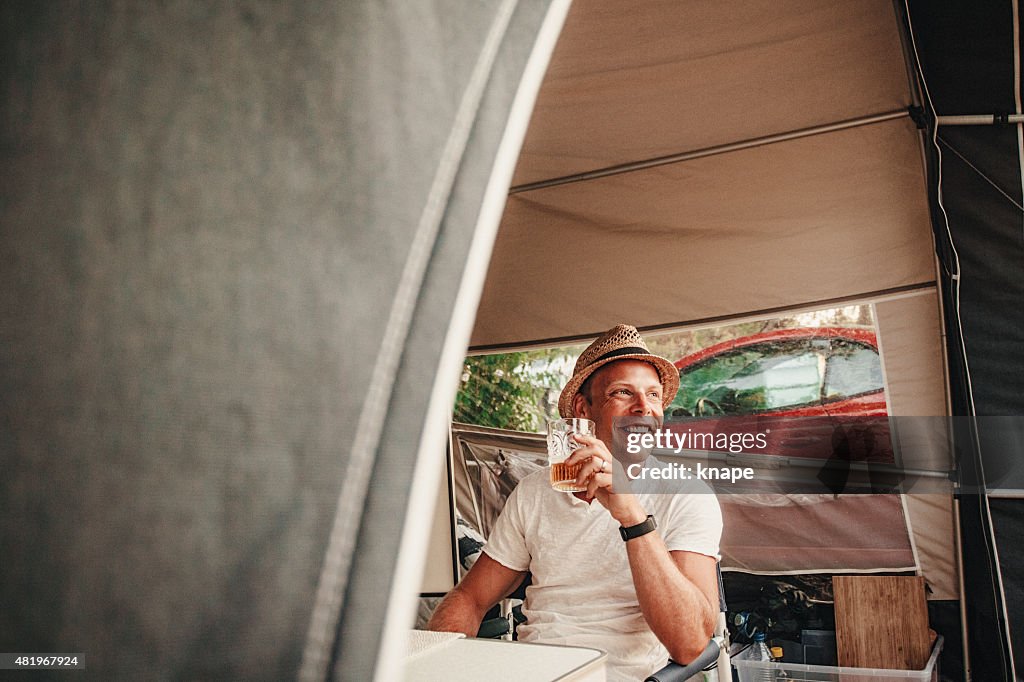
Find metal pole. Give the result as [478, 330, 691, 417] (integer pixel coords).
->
[936, 114, 1024, 126]
[510, 109, 910, 193]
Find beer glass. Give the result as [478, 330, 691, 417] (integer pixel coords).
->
[547, 418, 595, 492]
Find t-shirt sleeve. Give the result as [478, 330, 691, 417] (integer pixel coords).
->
[661, 492, 723, 560]
[481, 482, 531, 572]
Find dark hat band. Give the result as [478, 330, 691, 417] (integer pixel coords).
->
[592, 346, 650, 364]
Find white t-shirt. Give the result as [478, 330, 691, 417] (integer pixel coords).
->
[483, 468, 723, 681]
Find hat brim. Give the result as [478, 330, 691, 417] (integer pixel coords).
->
[557, 353, 680, 418]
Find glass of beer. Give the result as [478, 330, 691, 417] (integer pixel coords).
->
[547, 418, 595, 492]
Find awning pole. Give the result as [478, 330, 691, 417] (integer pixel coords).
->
[953, 498, 971, 681]
[510, 109, 910, 193]
[936, 114, 1024, 126]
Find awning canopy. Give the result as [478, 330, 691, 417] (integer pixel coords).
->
[471, 0, 938, 351]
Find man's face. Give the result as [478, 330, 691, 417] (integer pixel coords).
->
[572, 359, 665, 464]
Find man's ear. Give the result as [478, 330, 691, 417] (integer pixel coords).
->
[572, 392, 590, 419]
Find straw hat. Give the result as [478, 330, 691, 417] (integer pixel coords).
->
[558, 324, 679, 418]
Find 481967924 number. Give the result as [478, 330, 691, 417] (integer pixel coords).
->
[7, 655, 83, 669]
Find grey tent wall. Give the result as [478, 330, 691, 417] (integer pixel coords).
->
[0, 1, 563, 679]
[907, 1, 1024, 680]
[990, 499, 1024, 678]
[320, 1, 568, 680]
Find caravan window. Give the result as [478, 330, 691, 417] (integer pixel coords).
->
[824, 339, 884, 400]
[675, 340, 827, 414]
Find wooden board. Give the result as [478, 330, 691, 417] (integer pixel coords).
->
[834, 576, 931, 670]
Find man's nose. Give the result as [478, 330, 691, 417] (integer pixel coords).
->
[632, 393, 654, 414]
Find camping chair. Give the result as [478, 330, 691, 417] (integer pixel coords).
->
[645, 564, 730, 682]
[645, 636, 727, 682]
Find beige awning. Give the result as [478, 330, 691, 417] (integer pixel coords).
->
[471, 0, 936, 350]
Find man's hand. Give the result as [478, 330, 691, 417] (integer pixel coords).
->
[564, 432, 647, 526]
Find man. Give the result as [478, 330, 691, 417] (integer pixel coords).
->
[429, 325, 723, 680]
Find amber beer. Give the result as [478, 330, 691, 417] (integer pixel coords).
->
[550, 462, 584, 492]
[546, 418, 595, 493]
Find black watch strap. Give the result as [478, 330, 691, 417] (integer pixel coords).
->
[619, 514, 657, 541]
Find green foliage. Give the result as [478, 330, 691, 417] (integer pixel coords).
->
[454, 348, 578, 432]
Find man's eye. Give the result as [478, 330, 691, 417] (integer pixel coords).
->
[648, 392, 663, 401]
[613, 389, 631, 396]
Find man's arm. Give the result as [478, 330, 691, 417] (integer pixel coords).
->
[426, 554, 527, 637]
[567, 434, 719, 662]
[624, 529, 719, 663]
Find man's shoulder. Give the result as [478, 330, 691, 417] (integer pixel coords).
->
[506, 467, 551, 503]
[519, 466, 550, 487]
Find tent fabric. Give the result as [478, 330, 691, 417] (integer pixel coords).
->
[874, 294, 948, 418]
[875, 294, 957, 600]
[990, 498, 1024, 676]
[717, 495, 916, 574]
[906, 0, 1024, 678]
[904, 493, 958, 602]
[1, 1, 565, 680]
[510, 0, 911, 187]
[473, 118, 936, 349]
[469, 0, 937, 351]
[317, 2, 572, 679]
[420, 454, 457, 595]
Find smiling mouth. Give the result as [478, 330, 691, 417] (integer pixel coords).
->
[618, 418, 660, 437]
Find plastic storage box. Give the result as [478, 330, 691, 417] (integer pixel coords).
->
[732, 635, 942, 682]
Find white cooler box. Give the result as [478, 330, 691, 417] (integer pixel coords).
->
[731, 635, 943, 682]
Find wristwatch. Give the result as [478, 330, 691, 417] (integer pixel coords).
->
[619, 514, 657, 541]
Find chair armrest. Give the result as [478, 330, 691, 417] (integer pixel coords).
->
[644, 636, 726, 682]
[476, 615, 511, 639]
